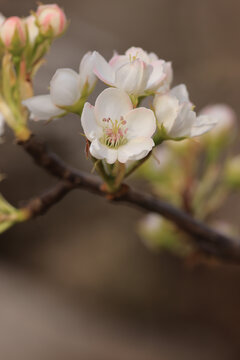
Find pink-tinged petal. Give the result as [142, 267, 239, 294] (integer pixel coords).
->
[153, 93, 179, 133]
[94, 88, 132, 124]
[170, 84, 190, 104]
[22, 95, 63, 120]
[90, 139, 118, 164]
[81, 103, 102, 142]
[93, 51, 115, 85]
[146, 60, 166, 91]
[109, 54, 128, 71]
[115, 60, 151, 95]
[190, 115, 217, 137]
[124, 107, 156, 139]
[118, 137, 154, 163]
[50, 68, 80, 106]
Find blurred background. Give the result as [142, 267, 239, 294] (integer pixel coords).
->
[1, 0, 240, 359]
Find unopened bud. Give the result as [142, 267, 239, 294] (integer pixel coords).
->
[36, 4, 67, 37]
[0, 16, 26, 49]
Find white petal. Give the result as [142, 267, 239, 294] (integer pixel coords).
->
[170, 84, 189, 104]
[0, 13, 5, 26]
[118, 137, 154, 163]
[169, 104, 195, 138]
[79, 51, 97, 92]
[94, 87, 132, 124]
[157, 61, 173, 93]
[124, 107, 156, 139]
[90, 138, 118, 164]
[153, 93, 179, 133]
[148, 52, 159, 62]
[50, 68, 80, 106]
[190, 115, 217, 137]
[22, 95, 63, 120]
[0, 112, 4, 136]
[115, 60, 152, 95]
[81, 102, 102, 141]
[93, 51, 115, 85]
[146, 60, 166, 91]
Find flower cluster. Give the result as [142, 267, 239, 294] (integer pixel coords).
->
[23, 46, 217, 176]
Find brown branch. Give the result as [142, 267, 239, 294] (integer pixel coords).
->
[22, 180, 75, 219]
[18, 135, 240, 263]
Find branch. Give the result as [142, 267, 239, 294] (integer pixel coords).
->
[18, 135, 240, 263]
[22, 180, 75, 219]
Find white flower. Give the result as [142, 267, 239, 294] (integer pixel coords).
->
[153, 84, 217, 139]
[81, 87, 156, 164]
[0, 113, 4, 137]
[93, 47, 170, 96]
[22, 52, 97, 120]
[199, 104, 236, 136]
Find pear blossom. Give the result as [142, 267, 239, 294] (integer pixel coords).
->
[0, 16, 26, 48]
[36, 4, 67, 37]
[153, 84, 217, 139]
[199, 104, 236, 136]
[93, 47, 171, 97]
[22, 52, 97, 120]
[81, 87, 156, 164]
[25, 15, 39, 44]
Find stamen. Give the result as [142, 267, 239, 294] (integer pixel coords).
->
[100, 116, 128, 149]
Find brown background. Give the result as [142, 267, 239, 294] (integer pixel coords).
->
[0, 0, 240, 359]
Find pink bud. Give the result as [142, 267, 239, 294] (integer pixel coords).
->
[36, 4, 66, 37]
[0, 16, 26, 48]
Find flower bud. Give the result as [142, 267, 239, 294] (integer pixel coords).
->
[36, 4, 67, 37]
[25, 15, 39, 44]
[0, 16, 26, 49]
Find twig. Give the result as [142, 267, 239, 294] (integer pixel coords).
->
[18, 135, 240, 263]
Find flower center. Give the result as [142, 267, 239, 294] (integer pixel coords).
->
[100, 116, 128, 149]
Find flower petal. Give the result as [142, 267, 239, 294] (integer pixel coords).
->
[94, 87, 132, 124]
[170, 84, 189, 104]
[153, 93, 179, 133]
[169, 104, 195, 138]
[115, 60, 151, 95]
[118, 137, 154, 163]
[190, 115, 217, 137]
[22, 95, 63, 120]
[50, 68, 80, 106]
[124, 107, 156, 139]
[79, 51, 97, 92]
[109, 54, 128, 71]
[90, 138, 118, 164]
[146, 60, 166, 91]
[81, 102, 102, 141]
[93, 51, 115, 85]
